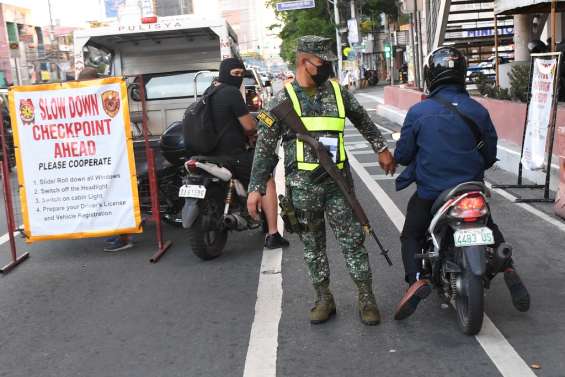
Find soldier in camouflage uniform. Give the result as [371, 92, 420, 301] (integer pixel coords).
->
[247, 36, 396, 325]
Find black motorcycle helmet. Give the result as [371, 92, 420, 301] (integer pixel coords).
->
[424, 46, 467, 92]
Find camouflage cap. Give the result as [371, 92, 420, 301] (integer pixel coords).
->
[296, 35, 337, 61]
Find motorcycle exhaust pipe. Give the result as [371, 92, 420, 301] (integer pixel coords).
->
[490, 243, 513, 273]
[223, 214, 248, 230]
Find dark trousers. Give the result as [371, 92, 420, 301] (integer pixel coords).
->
[400, 193, 505, 285]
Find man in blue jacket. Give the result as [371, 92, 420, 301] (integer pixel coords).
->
[393, 47, 530, 320]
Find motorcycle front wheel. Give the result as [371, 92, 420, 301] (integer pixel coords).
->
[455, 272, 484, 335]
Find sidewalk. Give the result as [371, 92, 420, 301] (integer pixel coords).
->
[358, 85, 561, 192]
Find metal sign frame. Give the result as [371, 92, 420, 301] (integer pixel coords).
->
[493, 52, 562, 203]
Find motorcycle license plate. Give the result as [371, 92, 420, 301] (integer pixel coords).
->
[453, 227, 494, 247]
[179, 185, 206, 199]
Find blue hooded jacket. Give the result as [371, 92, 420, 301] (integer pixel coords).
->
[394, 84, 498, 200]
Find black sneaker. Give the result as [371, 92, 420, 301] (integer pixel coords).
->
[504, 268, 530, 312]
[264, 232, 289, 249]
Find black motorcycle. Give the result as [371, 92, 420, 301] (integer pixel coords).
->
[179, 155, 264, 260]
[1, 109, 16, 172]
[134, 121, 186, 226]
[418, 181, 512, 335]
[137, 120, 264, 260]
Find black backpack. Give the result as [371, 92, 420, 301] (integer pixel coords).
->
[183, 84, 228, 155]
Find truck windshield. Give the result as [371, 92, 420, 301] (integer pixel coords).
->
[145, 71, 217, 100]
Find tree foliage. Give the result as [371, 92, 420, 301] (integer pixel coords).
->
[361, 0, 398, 20]
[267, 0, 336, 64]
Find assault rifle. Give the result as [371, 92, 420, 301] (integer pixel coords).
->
[271, 100, 393, 266]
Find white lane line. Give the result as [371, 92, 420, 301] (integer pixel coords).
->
[243, 154, 286, 377]
[348, 150, 375, 155]
[496, 144, 559, 171]
[475, 316, 537, 377]
[357, 92, 385, 104]
[367, 116, 565, 233]
[361, 162, 379, 167]
[360, 92, 558, 171]
[486, 182, 565, 232]
[371, 174, 399, 180]
[348, 155, 405, 231]
[243, 248, 283, 377]
[349, 152, 538, 377]
[0, 226, 24, 246]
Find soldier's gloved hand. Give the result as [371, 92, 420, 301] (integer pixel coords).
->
[378, 149, 397, 176]
[247, 191, 263, 220]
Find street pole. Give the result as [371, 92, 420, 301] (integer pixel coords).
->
[384, 13, 391, 83]
[494, 15, 500, 88]
[412, 0, 422, 89]
[48, 0, 60, 81]
[333, 0, 343, 83]
[409, 13, 419, 86]
[390, 16, 394, 85]
[350, 0, 359, 89]
[551, 0, 557, 52]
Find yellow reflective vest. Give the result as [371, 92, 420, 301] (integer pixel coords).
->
[285, 81, 346, 171]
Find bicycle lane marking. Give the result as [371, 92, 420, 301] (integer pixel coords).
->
[348, 153, 537, 377]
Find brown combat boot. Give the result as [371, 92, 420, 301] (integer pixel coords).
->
[356, 280, 381, 326]
[309, 281, 336, 324]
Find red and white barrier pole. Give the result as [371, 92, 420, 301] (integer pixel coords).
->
[135, 75, 172, 262]
[0, 104, 29, 273]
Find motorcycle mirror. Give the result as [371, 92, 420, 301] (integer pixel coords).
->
[391, 132, 401, 141]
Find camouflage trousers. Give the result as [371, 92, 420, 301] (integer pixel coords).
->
[290, 178, 372, 286]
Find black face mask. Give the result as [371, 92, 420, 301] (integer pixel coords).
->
[219, 58, 245, 87]
[222, 75, 243, 88]
[308, 60, 333, 86]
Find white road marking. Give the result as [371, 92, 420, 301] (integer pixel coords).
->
[243, 247, 283, 377]
[357, 92, 385, 104]
[496, 144, 559, 171]
[370, 174, 399, 180]
[0, 226, 24, 246]
[243, 155, 286, 377]
[475, 316, 538, 377]
[349, 152, 538, 377]
[368, 118, 565, 233]
[486, 182, 565, 232]
[348, 150, 376, 155]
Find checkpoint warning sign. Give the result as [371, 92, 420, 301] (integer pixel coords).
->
[9, 77, 142, 242]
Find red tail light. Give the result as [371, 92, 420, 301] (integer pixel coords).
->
[449, 194, 487, 222]
[185, 159, 198, 172]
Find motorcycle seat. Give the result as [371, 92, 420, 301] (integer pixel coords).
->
[189, 155, 235, 166]
[431, 181, 488, 214]
[134, 140, 171, 176]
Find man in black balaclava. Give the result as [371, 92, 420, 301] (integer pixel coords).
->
[208, 58, 289, 249]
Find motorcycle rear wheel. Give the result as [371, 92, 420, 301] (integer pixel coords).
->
[187, 222, 228, 261]
[455, 272, 484, 335]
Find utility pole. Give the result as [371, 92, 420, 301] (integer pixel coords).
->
[48, 0, 61, 81]
[333, 0, 343, 83]
[409, 13, 419, 86]
[389, 15, 395, 85]
[413, 0, 422, 89]
[350, 0, 358, 89]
